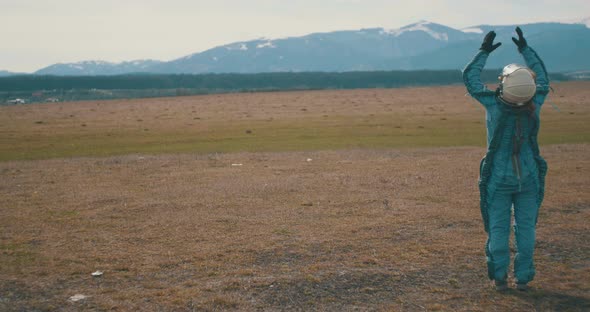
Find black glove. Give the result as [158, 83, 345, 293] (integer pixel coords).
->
[512, 27, 528, 51]
[480, 31, 502, 53]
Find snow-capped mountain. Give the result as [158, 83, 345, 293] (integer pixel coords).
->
[30, 18, 590, 75]
[408, 21, 590, 72]
[35, 59, 163, 76]
[149, 21, 479, 74]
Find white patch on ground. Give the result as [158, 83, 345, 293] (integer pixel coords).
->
[69, 294, 88, 302]
[381, 21, 449, 41]
[212, 57, 218, 61]
[462, 27, 483, 34]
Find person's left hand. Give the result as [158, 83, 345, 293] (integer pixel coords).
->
[512, 27, 528, 51]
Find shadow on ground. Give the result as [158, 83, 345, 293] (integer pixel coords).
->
[509, 289, 590, 311]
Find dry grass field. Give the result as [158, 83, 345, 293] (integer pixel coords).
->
[1, 82, 589, 311]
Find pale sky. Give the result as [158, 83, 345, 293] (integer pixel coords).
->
[1, 0, 588, 72]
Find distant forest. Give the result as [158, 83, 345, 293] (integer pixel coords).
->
[0, 70, 571, 103]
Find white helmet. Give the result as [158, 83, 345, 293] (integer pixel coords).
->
[499, 64, 536, 106]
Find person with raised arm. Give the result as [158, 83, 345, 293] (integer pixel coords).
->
[463, 27, 550, 291]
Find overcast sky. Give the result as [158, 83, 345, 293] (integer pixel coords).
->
[1, 0, 588, 72]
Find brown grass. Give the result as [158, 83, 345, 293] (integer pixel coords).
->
[1, 82, 589, 311]
[1, 82, 589, 161]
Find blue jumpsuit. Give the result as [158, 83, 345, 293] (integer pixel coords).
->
[463, 46, 550, 284]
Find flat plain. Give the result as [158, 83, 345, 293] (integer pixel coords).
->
[1, 82, 589, 311]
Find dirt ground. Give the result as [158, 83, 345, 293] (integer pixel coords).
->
[1, 84, 589, 311]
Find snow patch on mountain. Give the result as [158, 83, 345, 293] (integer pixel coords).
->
[66, 60, 113, 66]
[581, 17, 590, 27]
[462, 27, 483, 34]
[226, 43, 249, 51]
[257, 41, 277, 49]
[382, 21, 449, 41]
[35, 59, 162, 75]
[560, 16, 590, 28]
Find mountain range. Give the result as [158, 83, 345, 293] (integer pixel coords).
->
[5, 18, 590, 76]
[0, 70, 24, 77]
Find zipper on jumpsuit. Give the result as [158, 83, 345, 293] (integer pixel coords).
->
[512, 116, 524, 192]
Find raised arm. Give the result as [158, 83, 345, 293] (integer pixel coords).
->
[463, 31, 500, 108]
[512, 27, 550, 106]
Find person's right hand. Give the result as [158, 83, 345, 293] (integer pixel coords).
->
[480, 31, 502, 53]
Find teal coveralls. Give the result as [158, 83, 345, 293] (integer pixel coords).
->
[463, 46, 550, 283]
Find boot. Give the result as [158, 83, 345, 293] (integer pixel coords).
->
[494, 280, 509, 291]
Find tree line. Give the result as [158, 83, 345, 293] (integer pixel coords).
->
[0, 70, 570, 93]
